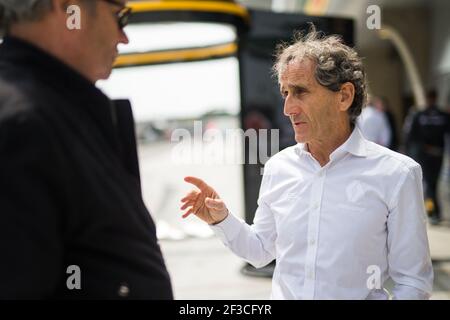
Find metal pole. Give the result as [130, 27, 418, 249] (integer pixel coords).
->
[378, 25, 427, 109]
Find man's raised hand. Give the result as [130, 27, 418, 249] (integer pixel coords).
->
[181, 176, 229, 225]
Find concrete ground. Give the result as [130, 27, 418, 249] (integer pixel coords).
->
[428, 223, 450, 299]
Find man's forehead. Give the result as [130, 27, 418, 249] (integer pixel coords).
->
[280, 59, 315, 87]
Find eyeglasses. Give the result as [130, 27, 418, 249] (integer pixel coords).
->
[101, 0, 132, 30]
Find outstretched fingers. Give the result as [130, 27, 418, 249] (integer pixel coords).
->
[184, 176, 208, 191]
[180, 200, 195, 211]
[181, 190, 199, 203]
[182, 208, 194, 219]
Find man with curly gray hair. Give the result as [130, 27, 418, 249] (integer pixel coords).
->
[0, 0, 172, 299]
[181, 28, 433, 299]
[273, 29, 367, 128]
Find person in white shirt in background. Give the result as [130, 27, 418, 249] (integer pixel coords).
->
[357, 96, 392, 147]
[180, 27, 433, 300]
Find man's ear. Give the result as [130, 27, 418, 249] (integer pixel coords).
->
[339, 82, 355, 112]
[52, 0, 70, 16]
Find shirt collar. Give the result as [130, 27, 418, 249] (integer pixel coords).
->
[336, 126, 368, 158]
[295, 127, 368, 161]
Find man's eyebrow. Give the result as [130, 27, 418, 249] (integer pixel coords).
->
[292, 84, 309, 91]
[281, 84, 309, 92]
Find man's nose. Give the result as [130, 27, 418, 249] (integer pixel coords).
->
[119, 30, 129, 45]
[283, 95, 297, 117]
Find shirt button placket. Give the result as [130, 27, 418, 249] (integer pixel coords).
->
[303, 169, 326, 299]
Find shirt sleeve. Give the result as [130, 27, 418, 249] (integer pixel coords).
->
[387, 164, 434, 299]
[0, 110, 64, 298]
[210, 165, 277, 269]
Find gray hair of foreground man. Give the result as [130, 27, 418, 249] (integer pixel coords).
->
[274, 28, 367, 125]
[0, 0, 53, 34]
[0, 0, 95, 35]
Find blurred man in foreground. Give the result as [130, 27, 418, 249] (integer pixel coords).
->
[181, 29, 433, 300]
[0, 0, 172, 299]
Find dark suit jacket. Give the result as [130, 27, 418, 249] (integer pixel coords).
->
[0, 36, 173, 299]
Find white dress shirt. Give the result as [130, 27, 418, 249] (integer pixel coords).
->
[357, 105, 392, 147]
[211, 128, 433, 300]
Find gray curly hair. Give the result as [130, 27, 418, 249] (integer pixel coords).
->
[274, 26, 367, 125]
[0, 0, 95, 35]
[0, 0, 53, 34]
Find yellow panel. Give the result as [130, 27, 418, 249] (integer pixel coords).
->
[114, 42, 238, 67]
[128, 1, 250, 21]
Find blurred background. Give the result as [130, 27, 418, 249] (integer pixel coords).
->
[97, 0, 450, 299]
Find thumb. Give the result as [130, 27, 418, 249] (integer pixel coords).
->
[205, 197, 224, 210]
